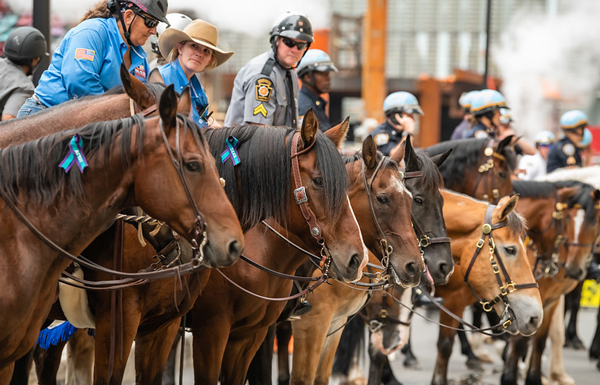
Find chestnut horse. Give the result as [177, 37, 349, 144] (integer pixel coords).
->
[501, 180, 600, 385]
[188, 116, 405, 385]
[0, 86, 243, 383]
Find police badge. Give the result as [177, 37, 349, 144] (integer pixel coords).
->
[255, 78, 273, 102]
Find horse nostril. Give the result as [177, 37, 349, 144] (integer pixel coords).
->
[349, 253, 362, 271]
[404, 262, 418, 278]
[528, 315, 540, 330]
[438, 262, 448, 276]
[228, 240, 242, 258]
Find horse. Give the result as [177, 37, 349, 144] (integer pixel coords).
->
[279, 137, 451, 385]
[501, 180, 600, 385]
[421, 136, 516, 204]
[0, 85, 243, 382]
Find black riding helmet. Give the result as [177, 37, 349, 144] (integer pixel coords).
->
[108, 0, 169, 24]
[4, 26, 48, 70]
[270, 13, 314, 46]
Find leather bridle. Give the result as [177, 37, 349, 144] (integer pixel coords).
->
[530, 199, 568, 279]
[472, 139, 505, 203]
[462, 204, 539, 329]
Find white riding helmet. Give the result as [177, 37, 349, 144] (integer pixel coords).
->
[150, 13, 193, 55]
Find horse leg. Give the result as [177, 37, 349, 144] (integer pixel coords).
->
[549, 296, 575, 385]
[590, 304, 600, 360]
[456, 325, 483, 370]
[525, 301, 557, 385]
[220, 331, 270, 385]
[191, 315, 229, 385]
[161, 334, 179, 385]
[380, 356, 403, 385]
[314, 321, 348, 385]
[0, 364, 16, 385]
[65, 329, 94, 385]
[246, 323, 275, 385]
[564, 281, 585, 350]
[32, 340, 66, 385]
[134, 319, 182, 385]
[400, 331, 419, 368]
[10, 350, 33, 385]
[432, 296, 467, 385]
[276, 321, 292, 385]
[367, 351, 387, 385]
[500, 335, 529, 385]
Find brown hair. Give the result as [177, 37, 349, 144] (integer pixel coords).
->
[167, 41, 218, 72]
[80, 0, 112, 22]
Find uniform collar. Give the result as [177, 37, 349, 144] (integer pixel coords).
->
[300, 86, 327, 107]
[171, 59, 203, 99]
[108, 17, 147, 60]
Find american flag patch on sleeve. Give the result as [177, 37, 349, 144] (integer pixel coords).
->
[74, 48, 95, 61]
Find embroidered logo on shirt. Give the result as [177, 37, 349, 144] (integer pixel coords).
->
[134, 65, 146, 79]
[74, 49, 95, 61]
[474, 130, 488, 139]
[253, 103, 268, 117]
[562, 143, 575, 156]
[255, 78, 273, 102]
[373, 133, 389, 146]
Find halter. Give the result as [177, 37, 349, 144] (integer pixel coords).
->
[129, 98, 158, 117]
[472, 140, 505, 203]
[290, 131, 332, 272]
[462, 204, 539, 329]
[530, 198, 568, 279]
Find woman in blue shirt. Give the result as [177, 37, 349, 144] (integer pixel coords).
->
[149, 19, 233, 127]
[17, 0, 168, 117]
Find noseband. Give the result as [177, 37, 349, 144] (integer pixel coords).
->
[463, 204, 539, 329]
[473, 140, 504, 203]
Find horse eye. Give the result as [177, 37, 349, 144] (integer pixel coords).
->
[186, 161, 202, 172]
[497, 172, 507, 179]
[504, 246, 517, 255]
[414, 197, 424, 205]
[313, 177, 324, 187]
[377, 195, 390, 205]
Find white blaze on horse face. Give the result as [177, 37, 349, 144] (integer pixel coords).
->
[347, 195, 369, 277]
[574, 209, 585, 242]
[391, 174, 412, 198]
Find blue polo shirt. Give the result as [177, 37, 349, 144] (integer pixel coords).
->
[157, 58, 209, 127]
[35, 17, 149, 107]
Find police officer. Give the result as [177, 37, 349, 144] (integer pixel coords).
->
[296, 49, 338, 131]
[0, 26, 48, 121]
[370, 91, 423, 156]
[450, 90, 478, 140]
[17, 0, 168, 117]
[464, 89, 507, 139]
[224, 12, 313, 127]
[546, 110, 587, 173]
[517, 130, 555, 181]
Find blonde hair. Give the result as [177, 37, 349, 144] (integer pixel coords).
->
[167, 41, 218, 72]
[80, 0, 111, 22]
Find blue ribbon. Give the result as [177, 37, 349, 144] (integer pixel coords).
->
[221, 136, 241, 166]
[58, 134, 88, 173]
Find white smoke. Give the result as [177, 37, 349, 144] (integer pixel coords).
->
[494, 0, 600, 140]
[6, 0, 330, 35]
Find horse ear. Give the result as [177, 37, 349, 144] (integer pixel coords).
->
[300, 108, 319, 147]
[177, 87, 192, 117]
[362, 135, 378, 170]
[159, 84, 178, 134]
[497, 135, 514, 154]
[497, 194, 519, 222]
[430, 149, 452, 168]
[324, 116, 350, 149]
[120, 63, 154, 110]
[592, 189, 600, 202]
[399, 136, 414, 169]
[557, 186, 579, 203]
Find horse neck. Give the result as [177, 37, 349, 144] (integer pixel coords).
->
[0, 94, 131, 148]
[441, 190, 486, 239]
[517, 196, 553, 232]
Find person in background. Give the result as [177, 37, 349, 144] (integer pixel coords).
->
[148, 12, 192, 70]
[17, 0, 168, 117]
[547, 110, 587, 173]
[224, 12, 313, 128]
[370, 91, 423, 155]
[296, 49, 338, 131]
[464, 89, 507, 139]
[580, 127, 593, 166]
[517, 130, 555, 180]
[450, 90, 478, 140]
[0, 26, 48, 121]
[496, 108, 536, 155]
[149, 19, 233, 128]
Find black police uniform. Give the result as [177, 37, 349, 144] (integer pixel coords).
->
[463, 122, 489, 139]
[546, 136, 582, 173]
[370, 121, 405, 156]
[298, 86, 330, 132]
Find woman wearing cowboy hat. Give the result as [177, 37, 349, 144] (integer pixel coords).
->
[150, 19, 233, 127]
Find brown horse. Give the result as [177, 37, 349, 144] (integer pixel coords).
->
[501, 181, 600, 385]
[0, 86, 243, 383]
[189, 116, 398, 385]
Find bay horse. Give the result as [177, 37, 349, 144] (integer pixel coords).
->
[189, 116, 386, 385]
[283, 137, 451, 385]
[501, 180, 600, 385]
[0, 86, 243, 383]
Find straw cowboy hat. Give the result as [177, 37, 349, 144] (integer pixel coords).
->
[159, 19, 233, 67]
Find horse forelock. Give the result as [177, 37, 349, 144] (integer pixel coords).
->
[505, 210, 528, 239]
[0, 115, 144, 209]
[512, 181, 557, 199]
[412, 151, 444, 191]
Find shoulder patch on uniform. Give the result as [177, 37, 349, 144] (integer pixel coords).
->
[74, 48, 95, 61]
[255, 78, 273, 102]
[474, 130, 488, 139]
[373, 133, 389, 146]
[562, 143, 575, 156]
[253, 103, 268, 117]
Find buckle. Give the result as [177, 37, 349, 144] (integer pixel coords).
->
[502, 319, 512, 329]
[418, 235, 431, 248]
[481, 301, 493, 312]
[294, 186, 308, 204]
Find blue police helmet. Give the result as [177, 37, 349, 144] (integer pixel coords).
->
[458, 90, 479, 110]
[383, 91, 424, 116]
[534, 130, 555, 146]
[580, 128, 593, 147]
[560, 110, 588, 130]
[470, 89, 508, 116]
[296, 49, 338, 78]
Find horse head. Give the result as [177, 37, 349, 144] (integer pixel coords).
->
[135, 84, 244, 268]
[366, 285, 412, 356]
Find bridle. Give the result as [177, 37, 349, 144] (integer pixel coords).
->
[530, 199, 568, 279]
[463, 204, 539, 329]
[472, 139, 505, 203]
[363, 287, 413, 334]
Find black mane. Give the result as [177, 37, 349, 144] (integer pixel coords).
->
[512, 181, 557, 199]
[552, 180, 598, 223]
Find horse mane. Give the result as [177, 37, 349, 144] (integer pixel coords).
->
[205, 125, 349, 232]
[505, 210, 528, 239]
[422, 138, 517, 187]
[512, 181, 557, 199]
[411, 150, 445, 190]
[343, 151, 399, 182]
[0, 114, 146, 209]
[552, 180, 598, 224]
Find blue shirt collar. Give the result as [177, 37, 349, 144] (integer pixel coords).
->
[108, 17, 147, 60]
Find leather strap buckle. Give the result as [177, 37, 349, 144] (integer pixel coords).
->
[294, 186, 308, 205]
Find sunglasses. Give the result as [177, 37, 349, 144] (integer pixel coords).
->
[538, 143, 552, 148]
[281, 37, 309, 51]
[135, 11, 159, 29]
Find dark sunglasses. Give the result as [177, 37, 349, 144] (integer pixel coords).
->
[538, 143, 552, 148]
[281, 37, 309, 51]
[135, 11, 160, 28]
